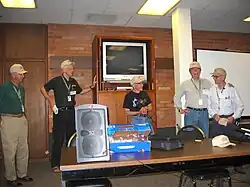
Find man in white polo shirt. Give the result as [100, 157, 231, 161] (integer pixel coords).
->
[208, 68, 244, 138]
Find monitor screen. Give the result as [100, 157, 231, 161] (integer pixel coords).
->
[102, 42, 147, 82]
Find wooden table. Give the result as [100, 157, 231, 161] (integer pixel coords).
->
[60, 139, 250, 186]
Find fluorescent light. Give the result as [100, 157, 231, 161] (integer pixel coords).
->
[243, 17, 250, 22]
[1, 0, 36, 8]
[138, 0, 181, 16]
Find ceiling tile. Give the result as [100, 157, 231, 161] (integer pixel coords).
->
[37, 0, 72, 10]
[126, 15, 161, 27]
[104, 0, 146, 14]
[73, 0, 108, 13]
[178, 0, 210, 10]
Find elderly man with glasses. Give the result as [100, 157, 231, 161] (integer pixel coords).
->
[208, 68, 244, 138]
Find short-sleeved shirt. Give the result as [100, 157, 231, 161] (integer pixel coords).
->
[0, 81, 25, 114]
[44, 76, 82, 107]
[174, 78, 213, 109]
[123, 91, 152, 112]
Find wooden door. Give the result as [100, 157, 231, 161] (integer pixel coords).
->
[4, 61, 47, 158]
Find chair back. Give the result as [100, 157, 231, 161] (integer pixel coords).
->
[177, 125, 205, 141]
[67, 132, 77, 147]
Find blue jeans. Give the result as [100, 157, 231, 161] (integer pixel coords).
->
[131, 116, 154, 135]
[184, 108, 209, 138]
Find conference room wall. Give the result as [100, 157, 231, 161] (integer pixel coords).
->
[48, 24, 250, 130]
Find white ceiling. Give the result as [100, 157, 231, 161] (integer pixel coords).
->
[0, 0, 250, 33]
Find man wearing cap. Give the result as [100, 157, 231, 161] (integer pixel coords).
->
[208, 68, 244, 138]
[123, 76, 152, 125]
[0, 64, 33, 186]
[174, 61, 213, 137]
[40, 59, 96, 172]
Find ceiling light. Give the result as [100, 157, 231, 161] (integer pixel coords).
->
[243, 17, 250, 22]
[1, 0, 36, 8]
[137, 0, 181, 16]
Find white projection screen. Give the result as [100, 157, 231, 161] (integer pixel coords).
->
[197, 49, 250, 117]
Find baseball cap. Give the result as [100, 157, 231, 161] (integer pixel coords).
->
[212, 135, 236, 148]
[211, 68, 227, 77]
[189, 61, 201, 69]
[60, 59, 75, 69]
[130, 76, 145, 86]
[10, 64, 27, 74]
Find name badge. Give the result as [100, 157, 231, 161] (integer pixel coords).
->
[198, 99, 203, 106]
[70, 91, 76, 96]
[202, 89, 210, 95]
[68, 96, 72, 102]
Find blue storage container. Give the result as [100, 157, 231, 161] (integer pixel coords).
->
[108, 123, 152, 153]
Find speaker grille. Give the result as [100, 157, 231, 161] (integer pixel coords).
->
[75, 104, 110, 162]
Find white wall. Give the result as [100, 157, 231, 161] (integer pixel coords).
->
[197, 49, 250, 116]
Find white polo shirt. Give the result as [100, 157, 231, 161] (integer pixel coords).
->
[208, 83, 244, 119]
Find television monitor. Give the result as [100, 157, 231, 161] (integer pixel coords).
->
[102, 42, 147, 82]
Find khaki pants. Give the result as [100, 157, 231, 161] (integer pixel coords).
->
[0, 116, 29, 181]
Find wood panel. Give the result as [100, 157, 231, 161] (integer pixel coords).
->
[4, 61, 47, 158]
[5, 24, 47, 60]
[98, 92, 123, 124]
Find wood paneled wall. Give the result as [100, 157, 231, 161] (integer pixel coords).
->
[0, 24, 48, 158]
[48, 24, 250, 129]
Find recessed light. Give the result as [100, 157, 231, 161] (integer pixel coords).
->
[137, 0, 181, 16]
[243, 16, 250, 22]
[1, 0, 36, 8]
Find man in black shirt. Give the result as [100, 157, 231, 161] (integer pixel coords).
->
[123, 76, 152, 125]
[40, 59, 96, 172]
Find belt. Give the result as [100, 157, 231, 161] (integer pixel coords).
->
[1, 113, 24, 118]
[58, 106, 74, 111]
[219, 113, 233, 118]
[187, 107, 207, 111]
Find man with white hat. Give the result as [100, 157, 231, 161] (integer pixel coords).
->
[174, 61, 213, 137]
[40, 59, 96, 172]
[208, 68, 244, 138]
[123, 76, 153, 126]
[0, 64, 33, 186]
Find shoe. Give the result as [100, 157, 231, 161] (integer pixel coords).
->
[17, 176, 33, 182]
[52, 166, 61, 173]
[6, 180, 23, 186]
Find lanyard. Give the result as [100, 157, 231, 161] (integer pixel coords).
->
[62, 76, 71, 92]
[191, 79, 201, 97]
[13, 86, 24, 112]
[216, 87, 224, 111]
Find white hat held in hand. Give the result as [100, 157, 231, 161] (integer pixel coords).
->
[212, 135, 236, 148]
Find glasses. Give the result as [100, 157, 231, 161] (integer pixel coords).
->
[212, 75, 221, 79]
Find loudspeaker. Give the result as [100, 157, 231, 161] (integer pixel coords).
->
[75, 104, 110, 163]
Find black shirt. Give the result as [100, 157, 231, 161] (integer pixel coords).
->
[44, 76, 82, 107]
[123, 91, 152, 112]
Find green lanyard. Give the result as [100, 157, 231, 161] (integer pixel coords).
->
[13, 86, 24, 112]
